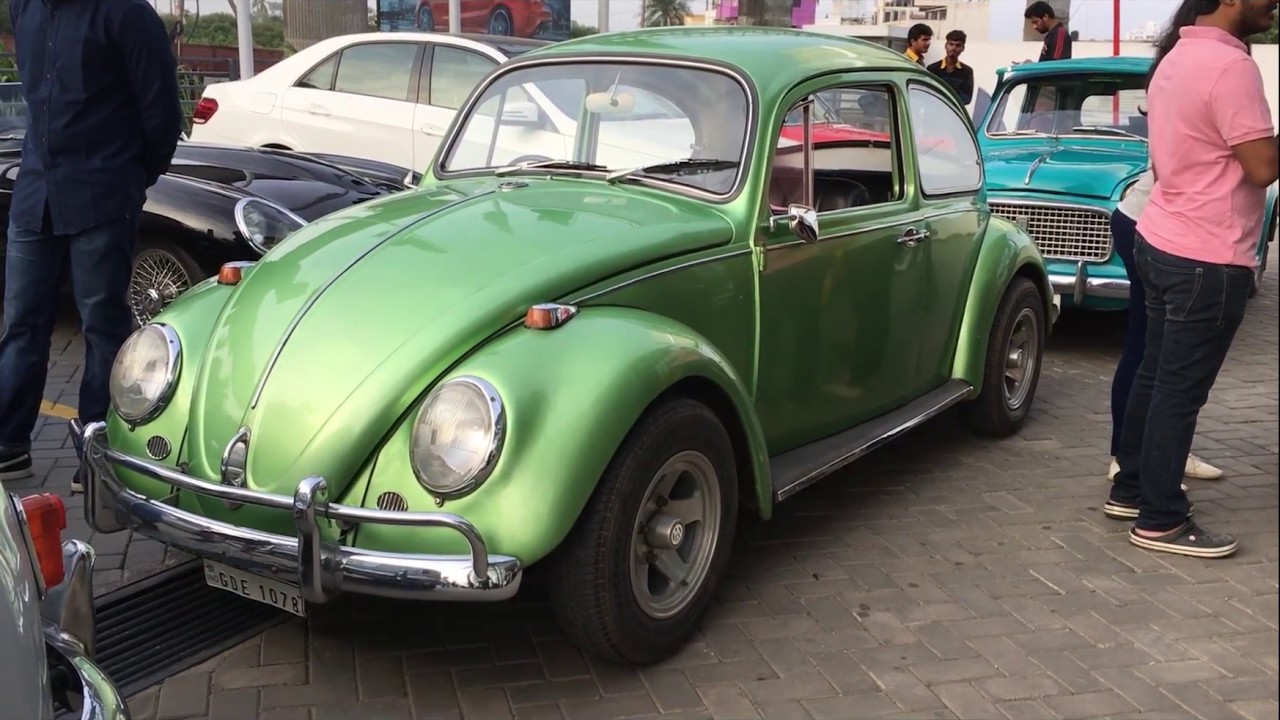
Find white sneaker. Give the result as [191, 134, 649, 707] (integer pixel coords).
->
[1108, 458, 1188, 492]
[1184, 454, 1224, 480]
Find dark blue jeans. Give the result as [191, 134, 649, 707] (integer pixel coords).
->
[1110, 234, 1252, 531]
[1109, 209, 1145, 456]
[0, 215, 137, 453]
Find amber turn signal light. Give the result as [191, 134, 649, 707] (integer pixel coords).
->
[524, 303, 579, 330]
[217, 261, 256, 286]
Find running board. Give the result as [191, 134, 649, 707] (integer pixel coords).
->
[770, 380, 975, 502]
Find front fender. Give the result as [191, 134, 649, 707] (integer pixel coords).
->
[350, 306, 771, 565]
[951, 215, 1051, 394]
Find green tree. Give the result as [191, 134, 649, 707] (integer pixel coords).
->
[160, 12, 291, 50]
[569, 21, 598, 38]
[642, 0, 690, 27]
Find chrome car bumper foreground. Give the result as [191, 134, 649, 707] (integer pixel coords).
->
[44, 540, 130, 720]
[1050, 259, 1130, 305]
[74, 420, 522, 604]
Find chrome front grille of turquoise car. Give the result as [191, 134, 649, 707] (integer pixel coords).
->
[989, 200, 1113, 262]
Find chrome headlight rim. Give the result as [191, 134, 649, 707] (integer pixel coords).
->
[233, 196, 307, 255]
[410, 375, 506, 500]
[110, 323, 182, 426]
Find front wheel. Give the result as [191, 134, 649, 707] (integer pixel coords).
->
[548, 397, 738, 665]
[129, 239, 207, 327]
[960, 276, 1045, 438]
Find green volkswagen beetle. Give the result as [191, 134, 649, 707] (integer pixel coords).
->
[77, 27, 1052, 664]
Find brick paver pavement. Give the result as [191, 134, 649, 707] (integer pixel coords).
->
[10, 270, 1278, 720]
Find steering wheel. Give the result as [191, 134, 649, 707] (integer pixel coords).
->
[1026, 111, 1056, 134]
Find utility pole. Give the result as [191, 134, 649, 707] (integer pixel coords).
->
[449, 0, 461, 33]
[598, 0, 609, 31]
[174, 0, 185, 55]
[235, 0, 255, 79]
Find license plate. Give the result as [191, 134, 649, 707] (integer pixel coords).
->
[203, 560, 306, 617]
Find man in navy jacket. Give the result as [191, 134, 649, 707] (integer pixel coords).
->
[0, 0, 183, 490]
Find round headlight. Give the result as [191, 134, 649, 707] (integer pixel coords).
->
[410, 377, 505, 498]
[234, 197, 307, 255]
[109, 324, 181, 424]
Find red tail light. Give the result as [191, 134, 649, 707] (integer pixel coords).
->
[192, 97, 219, 124]
[20, 493, 67, 588]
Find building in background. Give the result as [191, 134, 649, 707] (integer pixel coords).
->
[805, 0, 993, 49]
[375, 0, 570, 39]
[711, 0, 818, 28]
[283, 0, 368, 49]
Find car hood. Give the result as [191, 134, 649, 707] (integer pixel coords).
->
[983, 141, 1147, 199]
[182, 178, 734, 497]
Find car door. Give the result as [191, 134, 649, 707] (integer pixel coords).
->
[412, 44, 501, 171]
[903, 82, 987, 388]
[279, 40, 422, 165]
[753, 77, 936, 453]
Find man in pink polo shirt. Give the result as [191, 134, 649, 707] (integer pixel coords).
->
[1105, 0, 1278, 559]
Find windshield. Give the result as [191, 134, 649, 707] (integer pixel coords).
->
[439, 61, 750, 196]
[985, 73, 1148, 139]
[0, 82, 27, 149]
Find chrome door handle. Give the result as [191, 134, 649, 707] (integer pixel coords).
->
[897, 227, 930, 247]
[306, 104, 330, 116]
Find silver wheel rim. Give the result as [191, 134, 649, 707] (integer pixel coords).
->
[1003, 306, 1039, 410]
[490, 10, 511, 34]
[628, 450, 722, 620]
[130, 250, 192, 325]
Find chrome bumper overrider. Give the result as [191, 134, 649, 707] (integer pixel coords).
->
[74, 420, 522, 603]
[1049, 260, 1130, 305]
[42, 540, 130, 720]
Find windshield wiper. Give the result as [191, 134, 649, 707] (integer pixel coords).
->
[1071, 125, 1146, 140]
[605, 158, 739, 184]
[494, 159, 607, 177]
[987, 129, 1045, 137]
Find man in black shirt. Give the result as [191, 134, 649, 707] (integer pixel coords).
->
[0, 0, 183, 488]
[927, 30, 974, 105]
[1025, 1, 1072, 61]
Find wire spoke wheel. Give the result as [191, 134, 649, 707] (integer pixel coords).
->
[130, 249, 193, 325]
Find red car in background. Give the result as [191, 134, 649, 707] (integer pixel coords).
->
[415, 0, 552, 37]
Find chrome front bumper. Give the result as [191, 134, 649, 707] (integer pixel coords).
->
[42, 540, 130, 720]
[1049, 259, 1130, 305]
[74, 420, 522, 603]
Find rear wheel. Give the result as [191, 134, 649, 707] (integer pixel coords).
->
[548, 397, 738, 664]
[129, 239, 206, 327]
[960, 276, 1045, 438]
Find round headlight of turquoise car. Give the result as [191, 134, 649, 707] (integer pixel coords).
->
[109, 324, 181, 424]
[234, 197, 307, 255]
[410, 377, 505, 498]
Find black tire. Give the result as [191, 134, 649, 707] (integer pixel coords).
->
[488, 6, 514, 35]
[129, 238, 207, 327]
[548, 397, 738, 665]
[960, 276, 1045, 438]
[415, 4, 434, 31]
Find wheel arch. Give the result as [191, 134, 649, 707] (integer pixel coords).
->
[951, 214, 1052, 395]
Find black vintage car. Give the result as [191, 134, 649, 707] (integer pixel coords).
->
[0, 84, 417, 325]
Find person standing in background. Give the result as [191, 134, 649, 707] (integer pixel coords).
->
[904, 23, 932, 65]
[1025, 1, 1072, 61]
[1106, 0, 1278, 559]
[0, 0, 183, 490]
[927, 30, 974, 105]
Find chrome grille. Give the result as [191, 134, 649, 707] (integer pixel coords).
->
[989, 201, 1113, 262]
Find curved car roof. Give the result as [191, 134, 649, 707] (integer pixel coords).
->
[1000, 55, 1153, 79]
[523, 26, 931, 99]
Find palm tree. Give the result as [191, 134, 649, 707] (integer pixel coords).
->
[643, 0, 691, 27]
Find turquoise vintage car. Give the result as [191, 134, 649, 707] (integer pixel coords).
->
[76, 27, 1052, 664]
[978, 56, 1278, 309]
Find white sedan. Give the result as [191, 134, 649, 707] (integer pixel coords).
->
[187, 32, 549, 172]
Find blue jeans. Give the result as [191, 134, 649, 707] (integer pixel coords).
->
[1110, 234, 1252, 531]
[1109, 209, 1146, 456]
[0, 215, 137, 453]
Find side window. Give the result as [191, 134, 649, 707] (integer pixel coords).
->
[296, 54, 338, 90]
[333, 43, 419, 101]
[908, 85, 981, 196]
[768, 84, 903, 215]
[426, 46, 499, 111]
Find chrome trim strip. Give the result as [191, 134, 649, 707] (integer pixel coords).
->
[569, 247, 753, 304]
[764, 205, 970, 248]
[774, 382, 975, 502]
[432, 54, 757, 204]
[1023, 150, 1056, 185]
[249, 190, 496, 409]
[75, 420, 521, 603]
[986, 196, 1114, 215]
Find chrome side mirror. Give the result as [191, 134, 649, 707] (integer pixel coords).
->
[786, 203, 819, 243]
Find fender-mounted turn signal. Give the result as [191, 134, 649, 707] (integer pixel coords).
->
[524, 303, 579, 330]
[217, 261, 256, 286]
